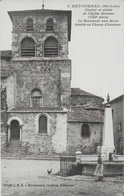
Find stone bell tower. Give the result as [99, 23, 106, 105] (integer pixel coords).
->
[8, 8, 72, 109]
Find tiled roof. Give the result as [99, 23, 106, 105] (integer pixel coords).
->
[1, 51, 17, 78]
[1, 51, 12, 78]
[83, 102, 104, 111]
[8, 107, 66, 113]
[71, 88, 99, 97]
[110, 94, 124, 103]
[1, 50, 12, 58]
[68, 106, 104, 123]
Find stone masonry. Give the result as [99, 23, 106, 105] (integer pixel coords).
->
[7, 111, 67, 155]
[67, 122, 103, 155]
[6, 59, 71, 109]
[9, 10, 70, 58]
[1, 8, 105, 157]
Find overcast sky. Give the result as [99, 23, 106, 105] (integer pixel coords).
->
[0, 0, 124, 101]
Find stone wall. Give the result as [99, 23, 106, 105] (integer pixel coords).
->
[6, 74, 16, 109]
[1, 87, 7, 149]
[67, 122, 103, 155]
[1, 57, 16, 110]
[7, 111, 67, 155]
[1, 58, 11, 70]
[7, 59, 71, 108]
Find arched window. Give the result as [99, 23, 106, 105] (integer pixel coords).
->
[44, 36, 58, 57]
[46, 18, 53, 31]
[27, 18, 33, 31]
[21, 37, 35, 57]
[31, 89, 42, 107]
[39, 115, 47, 133]
[81, 124, 90, 138]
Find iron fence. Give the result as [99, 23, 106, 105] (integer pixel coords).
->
[60, 156, 76, 174]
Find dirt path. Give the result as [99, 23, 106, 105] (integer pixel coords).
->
[1, 159, 124, 196]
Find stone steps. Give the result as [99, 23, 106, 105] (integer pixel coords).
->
[1, 147, 59, 159]
[1, 148, 61, 160]
[1, 141, 61, 159]
[1, 152, 60, 160]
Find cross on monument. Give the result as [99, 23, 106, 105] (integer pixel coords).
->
[42, 0, 45, 9]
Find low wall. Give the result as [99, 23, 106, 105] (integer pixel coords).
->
[82, 162, 124, 176]
[113, 155, 124, 161]
[76, 153, 124, 163]
[75, 153, 124, 176]
[80, 155, 102, 162]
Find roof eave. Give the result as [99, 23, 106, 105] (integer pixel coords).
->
[67, 120, 104, 123]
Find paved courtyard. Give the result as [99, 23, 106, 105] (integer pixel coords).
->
[1, 159, 124, 196]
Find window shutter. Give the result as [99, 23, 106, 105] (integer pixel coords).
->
[27, 18, 33, 31]
[44, 37, 58, 57]
[21, 37, 35, 57]
[46, 18, 53, 31]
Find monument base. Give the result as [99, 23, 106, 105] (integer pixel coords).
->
[101, 146, 115, 161]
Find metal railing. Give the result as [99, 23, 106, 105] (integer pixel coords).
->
[60, 156, 76, 174]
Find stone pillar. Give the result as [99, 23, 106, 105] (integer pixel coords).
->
[60, 68, 71, 109]
[101, 101, 115, 160]
[7, 125, 11, 142]
[20, 125, 22, 142]
[75, 149, 82, 163]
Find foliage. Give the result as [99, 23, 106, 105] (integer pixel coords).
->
[66, 162, 82, 176]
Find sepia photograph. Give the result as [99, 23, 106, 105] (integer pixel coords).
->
[0, 0, 124, 195]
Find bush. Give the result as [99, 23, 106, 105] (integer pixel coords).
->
[66, 162, 82, 176]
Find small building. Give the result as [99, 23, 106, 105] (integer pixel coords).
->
[67, 88, 104, 155]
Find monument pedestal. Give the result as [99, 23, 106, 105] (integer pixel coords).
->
[101, 145, 115, 161]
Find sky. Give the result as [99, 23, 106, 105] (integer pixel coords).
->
[0, 0, 124, 101]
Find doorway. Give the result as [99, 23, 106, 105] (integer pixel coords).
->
[10, 120, 20, 141]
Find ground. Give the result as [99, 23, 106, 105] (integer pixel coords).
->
[1, 159, 124, 196]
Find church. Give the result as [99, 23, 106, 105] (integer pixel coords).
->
[1, 7, 104, 157]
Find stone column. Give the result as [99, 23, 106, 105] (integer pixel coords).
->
[20, 125, 22, 142]
[75, 149, 82, 163]
[101, 99, 115, 160]
[7, 125, 11, 142]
